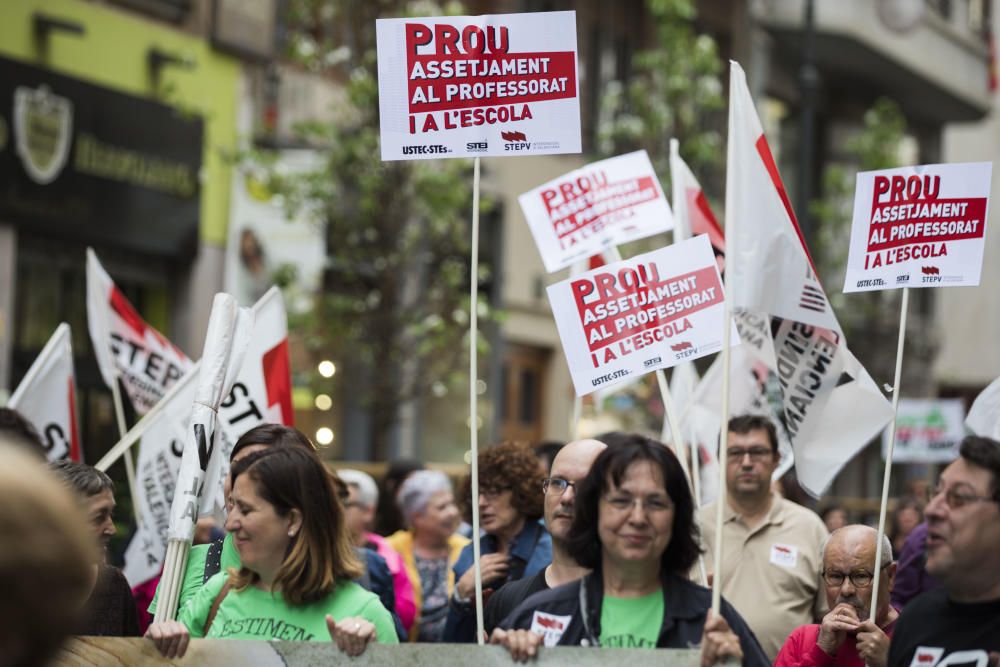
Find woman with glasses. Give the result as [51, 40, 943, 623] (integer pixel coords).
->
[493, 435, 768, 666]
[442, 441, 551, 643]
[387, 470, 469, 642]
[146, 447, 399, 658]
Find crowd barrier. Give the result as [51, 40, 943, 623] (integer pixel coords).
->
[53, 637, 703, 666]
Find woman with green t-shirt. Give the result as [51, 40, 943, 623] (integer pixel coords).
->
[493, 435, 769, 667]
[145, 446, 398, 658]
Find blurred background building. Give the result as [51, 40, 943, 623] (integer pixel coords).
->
[0, 0, 997, 523]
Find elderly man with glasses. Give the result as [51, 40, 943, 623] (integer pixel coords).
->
[775, 525, 897, 667]
[698, 414, 829, 661]
[888, 435, 1000, 667]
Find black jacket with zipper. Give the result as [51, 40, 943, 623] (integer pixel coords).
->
[498, 569, 770, 667]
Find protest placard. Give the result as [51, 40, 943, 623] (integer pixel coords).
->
[882, 398, 964, 463]
[548, 235, 730, 396]
[519, 150, 673, 272]
[376, 11, 580, 160]
[844, 162, 992, 292]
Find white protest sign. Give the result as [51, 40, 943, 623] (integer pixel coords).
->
[844, 162, 992, 292]
[519, 150, 673, 272]
[882, 398, 965, 463]
[549, 235, 731, 396]
[376, 11, 580, 161]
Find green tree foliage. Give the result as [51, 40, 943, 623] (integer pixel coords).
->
[595, 0, 725, 186]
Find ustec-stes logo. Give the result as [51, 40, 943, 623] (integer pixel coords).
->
[502, 130, 530, 152]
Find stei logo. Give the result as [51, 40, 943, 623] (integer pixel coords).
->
[466, 141, 487, 152]
[14, 84, 73, 185]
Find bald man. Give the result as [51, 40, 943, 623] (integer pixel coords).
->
[483, 439, 607, 633]
[775, 525, 898, 667]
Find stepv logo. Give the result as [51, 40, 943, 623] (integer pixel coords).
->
[502, 130, 530, 152]
[921, 265, 942, 284]
[671, 341, 695, 359]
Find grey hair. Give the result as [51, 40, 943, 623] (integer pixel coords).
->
[337, 469, 379, 509]
[397, 470, 453, 527]
[47, 460, 114, 499]
[820, 525, 894, 569]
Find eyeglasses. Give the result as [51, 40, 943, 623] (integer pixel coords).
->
[822, 562, 891, 588]
[543, 477, 577, 496]
[601, 494, 673, 514]
[726, 447, 774, 463]
[925, 483, 998, 510]
[479, 486, 510, 500]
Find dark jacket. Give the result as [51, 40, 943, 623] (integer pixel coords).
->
[444, 519, 552, 643]
[484, 568, 549, 634]
[499, 569, 769, 667]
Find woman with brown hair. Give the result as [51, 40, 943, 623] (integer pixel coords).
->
[145, 447, 398, 657]
[443, 441, 551, 643]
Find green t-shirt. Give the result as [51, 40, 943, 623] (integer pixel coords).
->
[599, 589, 664, 649]
[148, 534, 241, 616]
[178, 571, 399, 644]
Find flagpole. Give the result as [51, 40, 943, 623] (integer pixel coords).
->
[570, 394, 582, 440]
[869, 287, 909, 623]
[109, 377, 142, 526]
[713, 60, 740, 616]
[655, 368, 708, 585]
[468, 156, 486, 645]
[94, 362, 201, 473]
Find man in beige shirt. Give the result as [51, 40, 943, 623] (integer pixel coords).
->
[698, 414, 828, 661]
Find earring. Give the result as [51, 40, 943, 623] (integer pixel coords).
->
[288, 530, 296, 537]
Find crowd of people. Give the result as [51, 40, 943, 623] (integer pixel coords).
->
[0, 405, 997, 667]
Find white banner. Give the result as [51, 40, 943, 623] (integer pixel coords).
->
[124, 287, 293, 586]
[8, 323, 82, 462]
[86, 248, 194, 413]
[844, 162, 992, 292]
[549, 235, 731, 396]
[882, 398, 965, 463]
[376, 11, 580, 161]
[519, 151, 673, 272]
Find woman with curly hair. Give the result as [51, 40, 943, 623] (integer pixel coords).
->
[442, 441, 551, 643]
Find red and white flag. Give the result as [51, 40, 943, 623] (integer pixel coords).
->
[123, 286, 293, 587]
[725, 65, 839, 334]
[86, 248, 194, 414]
[8, 323, 82, 462]
[670, 139, 725, 274]
[723, 62, 892, 496]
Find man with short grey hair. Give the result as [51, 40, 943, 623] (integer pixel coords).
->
[47, 460, 140, 637]
[774, 525, 897, 667]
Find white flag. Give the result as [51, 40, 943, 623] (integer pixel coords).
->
[8, 323, 82, 462]
[723, 62, 892, 496]
[725, 64, 840, 333]
[124, 287, 293, 586]
[86, 248, 194, 413]
[967, 376, 1000, 440]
